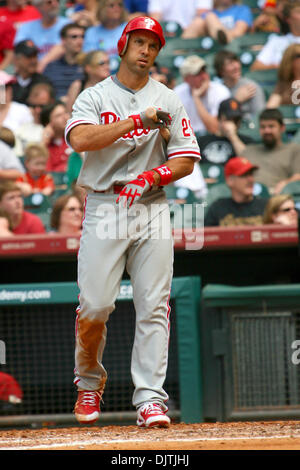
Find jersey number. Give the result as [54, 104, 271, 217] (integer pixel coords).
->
[182, 118, 194, 137]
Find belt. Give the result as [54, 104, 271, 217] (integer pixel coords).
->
[93, 185, 125, 195]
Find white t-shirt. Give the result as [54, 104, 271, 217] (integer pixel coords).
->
[2, 101, 33, 134]
[0, 140, 25, 173]
[174, 161, 207, 199]
[148, 0, 213, 28]
[174, 81, 230, 134]
[256, 33, 300, 66]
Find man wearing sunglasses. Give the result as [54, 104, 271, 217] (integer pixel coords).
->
[43, 23, 85, 100]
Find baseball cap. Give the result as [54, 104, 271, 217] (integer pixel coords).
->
[224, 157, 259, 178]
[14, 40, 39, 57]
[0, 70, 16, 86]
[218, 98, 242, 120]
[179, 55, 206, 78]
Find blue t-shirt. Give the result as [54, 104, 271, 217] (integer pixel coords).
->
[83, 23, 126, 57]
[124, 0, 148, 13]
[204, 5, 253, 29]
[14, 17, 70, 59]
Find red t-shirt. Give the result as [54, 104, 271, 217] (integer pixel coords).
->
[16, 172, 55, 192]
[0, 18, 16, 64]
[46, 139, 71, 172]
[0, 5, 41, 28]
[13, 210, 46, 235]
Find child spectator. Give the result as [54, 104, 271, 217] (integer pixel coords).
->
[16, 143, 55, 197]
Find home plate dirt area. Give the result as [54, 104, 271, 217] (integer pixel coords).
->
[1, 421, 300, 450]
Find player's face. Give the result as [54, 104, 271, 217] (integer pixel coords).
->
[124, 31, 160, 74]
[0, 191, 23, 218]
[259, 119, 283, 148]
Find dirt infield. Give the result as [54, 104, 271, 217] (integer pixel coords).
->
[1, 421, 300, 450]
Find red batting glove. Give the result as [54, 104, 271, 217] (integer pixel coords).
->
[116, 171, 155, 208]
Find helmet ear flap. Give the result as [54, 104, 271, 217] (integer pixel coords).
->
[118, 33, 129, 57]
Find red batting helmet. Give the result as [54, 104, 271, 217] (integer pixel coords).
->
[117, 16, 166, 57]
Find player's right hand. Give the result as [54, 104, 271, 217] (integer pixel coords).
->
[129, 107, 172, 130]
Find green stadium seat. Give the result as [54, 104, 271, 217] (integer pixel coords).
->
[50, 171, 68, 187]
[164, 185, 204, 228]
[161, 21, 183, 39]
[280, 181, 300, 206]
[245, 68, 278, 87]
[278, 105, 300, 135]
[161, 36, 222, 57]
[229, 31, 272, 55]
[200, 163, 225, 186]
[204, 183, 231, 212]
[23, 193, 52, 213]
[253, 182, 270, 198]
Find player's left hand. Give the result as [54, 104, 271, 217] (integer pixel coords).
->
[116, 171, 155, 208]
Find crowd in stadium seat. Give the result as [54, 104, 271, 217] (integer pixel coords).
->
[0, 0, 300, 235]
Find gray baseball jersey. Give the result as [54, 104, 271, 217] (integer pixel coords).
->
[65, 75, 201, 192]
[66, 74, 201, 410]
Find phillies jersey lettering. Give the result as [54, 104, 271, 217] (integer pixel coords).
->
[65, 75, 201, 192]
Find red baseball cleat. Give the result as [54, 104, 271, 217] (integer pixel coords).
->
[137, 402, 171, 428]
[74, 390, 103, 424]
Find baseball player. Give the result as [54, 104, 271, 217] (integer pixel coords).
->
[65, 16, 201, 428]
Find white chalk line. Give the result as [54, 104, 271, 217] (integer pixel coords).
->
[1, 434, 300, 450]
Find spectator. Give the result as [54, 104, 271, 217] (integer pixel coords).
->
[0, 138, 24, 182]
[251, 1, 300, 71]
[253, 0, 290, 34]
[204, 156, 268, 226]
[214, 50, 266, 121]
[0, 0, 41, 29]
[43, 23, 85, 101]
[0, 71, 33, 135]
[83, 0, 128, 60]
[0, 207, 14, 237]
[13, 0, 70, 61]
[65, 0, 99, 28]
[15, 82, 56, 157]
[50, 193, 83, 235]
[183, 0, 253, 44]
[0, 18, 16, 71]
[40, 100, 71, 172]
[66, 50, 110, 113]
[16, 143, 55, 197]
[174, 55, 230, 135]
[263, 194, 298, 225]
[267, 43, 300, 107]
[0, 181, 46, 234]
[197, 98, 255, 167]
[12, 40, 53, 105]
[124, 0, 149, 19]
[148, 0, 212, 31]
[242, 108, 300, 195]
